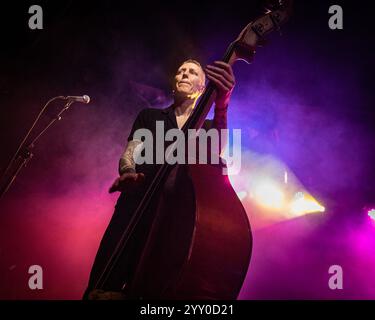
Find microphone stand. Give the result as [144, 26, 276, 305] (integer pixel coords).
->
[0, 97, 75, 200]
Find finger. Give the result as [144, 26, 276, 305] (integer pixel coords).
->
[109, 184, 118, 193]
[214, 61, 234, 78]
[206, 65, 234, 85]
[135, 174, 145, 184]
[207, 61, 234, 80]
[121, 173, 137, 181]
[206, 73, 231, 92]
[206, 71, 233, 92]
[213, 61, 235, 78]
[111, 178, 120, 188]
[206, 73, 230, 92]
[109, 178, 120, 191]
[205, 68, 234, 89]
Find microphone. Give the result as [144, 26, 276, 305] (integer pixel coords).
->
[63, 95, 90, 104]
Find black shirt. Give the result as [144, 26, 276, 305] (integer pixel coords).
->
[127, 104, 213, 141]
[84, 105, 215, 293]
[126, 104, 213, 184]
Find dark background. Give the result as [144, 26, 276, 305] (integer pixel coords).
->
[1, 0, 374, 208]
[0, 0, 374, 299]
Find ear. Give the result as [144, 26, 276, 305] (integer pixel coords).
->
[199, 75, 206, 93]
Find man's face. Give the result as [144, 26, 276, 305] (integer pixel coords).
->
[174, 62, 205, 98]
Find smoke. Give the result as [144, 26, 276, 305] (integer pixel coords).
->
[0, 2, 374, 299]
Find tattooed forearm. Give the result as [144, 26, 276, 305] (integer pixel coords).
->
[119, 140, 142, 175]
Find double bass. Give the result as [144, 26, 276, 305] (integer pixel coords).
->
[91, 1, 293, 299]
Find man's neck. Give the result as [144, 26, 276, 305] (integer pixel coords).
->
[173, 97, 195, 117]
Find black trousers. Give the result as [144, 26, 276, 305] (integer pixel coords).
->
[83, 165, 195, 299]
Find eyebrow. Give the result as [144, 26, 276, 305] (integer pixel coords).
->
[178, 67, 199, 73]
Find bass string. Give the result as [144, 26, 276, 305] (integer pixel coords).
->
[94, 42, 237, 290]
